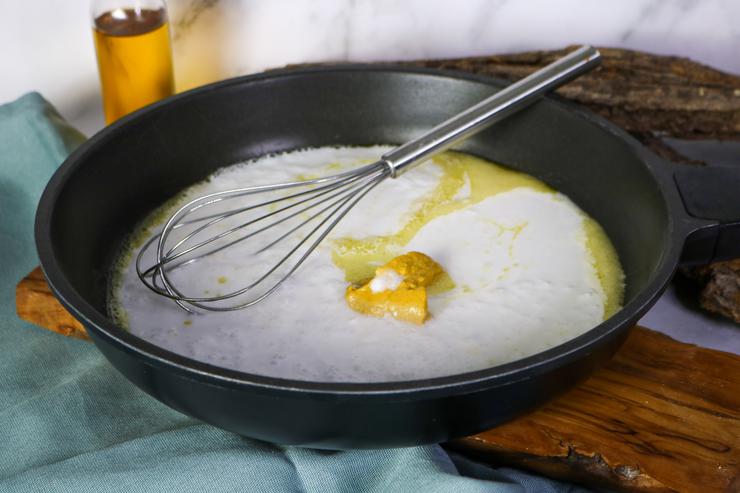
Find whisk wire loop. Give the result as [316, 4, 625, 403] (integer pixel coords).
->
[135, 46, 601, 312]
[136, 161, 390, 312]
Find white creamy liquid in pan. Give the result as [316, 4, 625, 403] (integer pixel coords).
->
[110, 146, 624, 382]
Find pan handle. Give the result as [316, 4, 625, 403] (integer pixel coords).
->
[675, 165, 740, 265]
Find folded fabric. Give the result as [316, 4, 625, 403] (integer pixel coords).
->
[0, 93, 589, 493]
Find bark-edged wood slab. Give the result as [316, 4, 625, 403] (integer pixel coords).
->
[681, 259, 740, 323]
[401, 46, 740, 143]
[447, 328, 740, 493]
[15, 267, 740, 492]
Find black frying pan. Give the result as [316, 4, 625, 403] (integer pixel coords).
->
[35, 66, 740, 449]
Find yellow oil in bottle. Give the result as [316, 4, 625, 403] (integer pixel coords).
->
[93, 8, 174, 123]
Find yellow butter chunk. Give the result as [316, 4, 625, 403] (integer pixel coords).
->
[345, 252, 446, 325]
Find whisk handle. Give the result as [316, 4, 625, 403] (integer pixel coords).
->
[381, 45, 601, 177]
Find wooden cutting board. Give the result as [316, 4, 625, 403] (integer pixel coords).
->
[15, 267, 740, 492]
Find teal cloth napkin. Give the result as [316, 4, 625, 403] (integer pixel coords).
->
[0, 93, 589, 493]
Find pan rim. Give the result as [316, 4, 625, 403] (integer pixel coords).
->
[35, 64, 685, 397]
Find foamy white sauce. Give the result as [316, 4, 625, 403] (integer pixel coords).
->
[113, 146, 605, 382]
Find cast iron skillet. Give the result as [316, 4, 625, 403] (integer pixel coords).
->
[35, 66, 740, 449]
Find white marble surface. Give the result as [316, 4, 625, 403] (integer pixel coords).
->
[0, 0, 737, 350]
[2, 0, 740, 133]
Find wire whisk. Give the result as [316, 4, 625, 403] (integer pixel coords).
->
[137, 46, 601, 313]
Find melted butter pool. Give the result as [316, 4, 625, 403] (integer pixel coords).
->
[330, 151, 622, 317]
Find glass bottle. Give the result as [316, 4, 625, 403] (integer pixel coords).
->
[91, 0, 175, 124]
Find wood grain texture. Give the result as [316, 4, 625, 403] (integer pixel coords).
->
[16, 266, 88, 340]
[447, 328, 740, 492]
